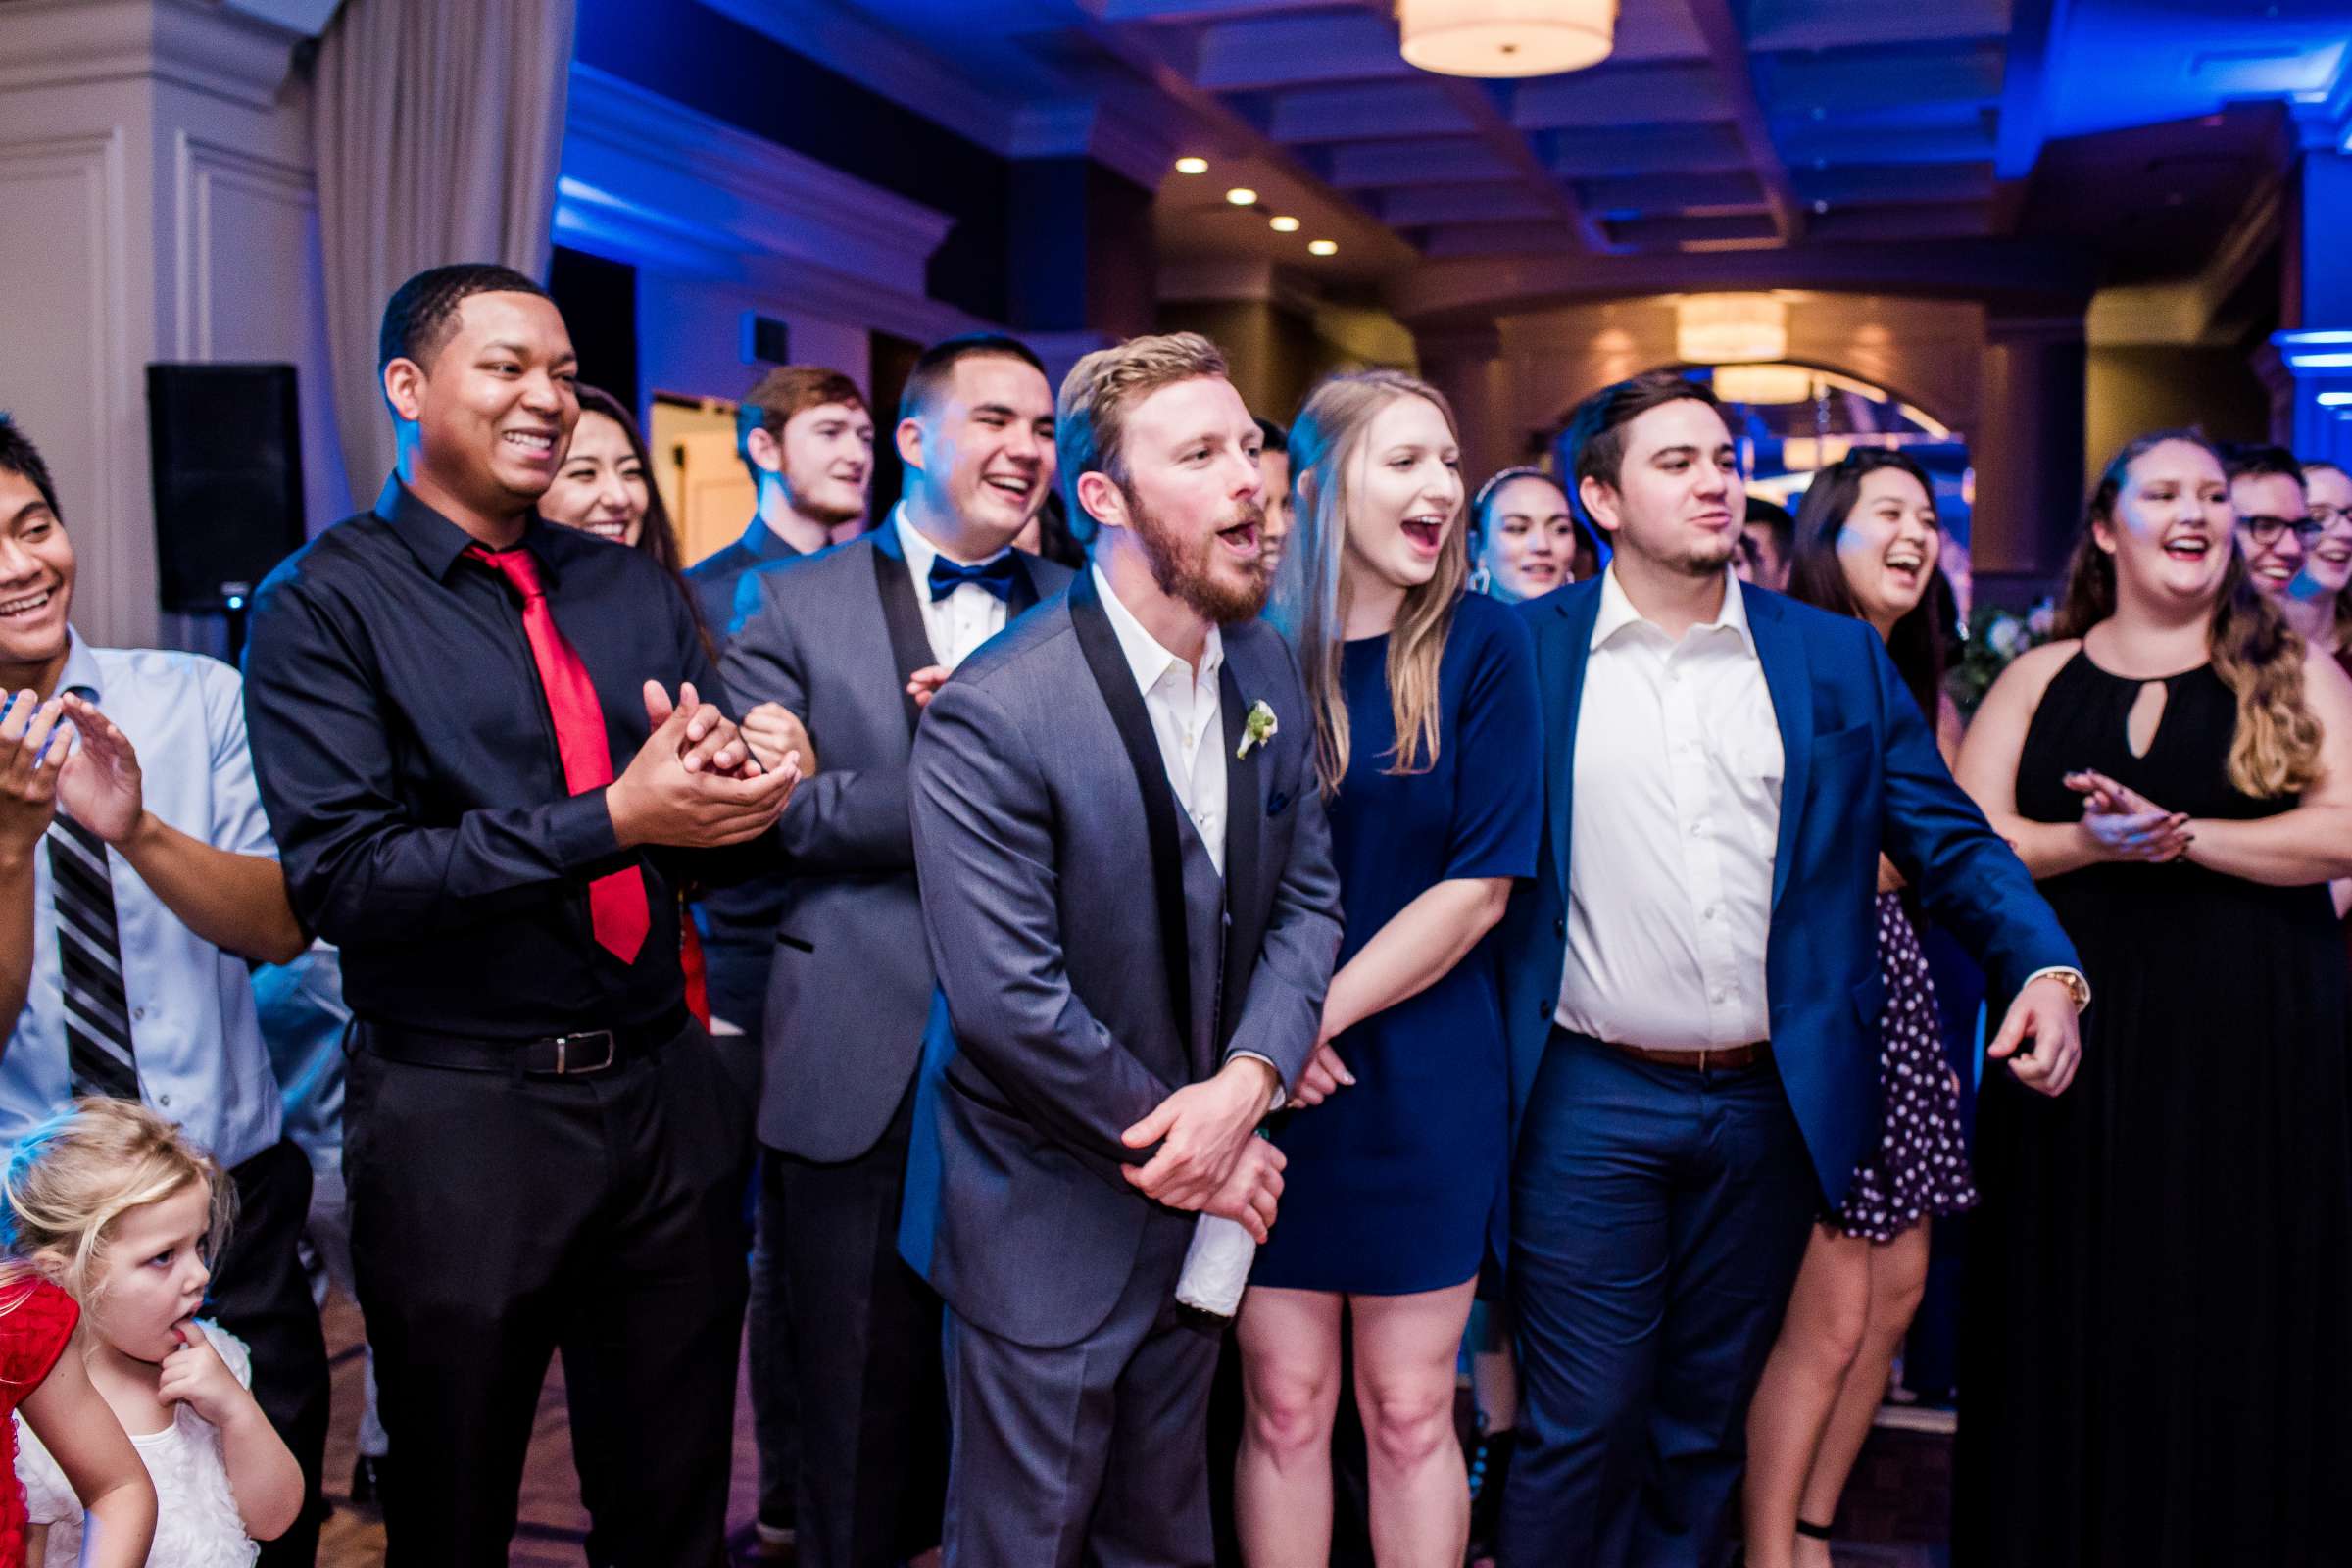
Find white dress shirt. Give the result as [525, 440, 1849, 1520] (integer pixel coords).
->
[894, 504, 1011, 670]
[1094, 564, 1228, 875]
[1558, 567, 1785, 1051]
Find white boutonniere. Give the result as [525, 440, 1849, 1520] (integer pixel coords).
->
[1237, 700, 1279, 760]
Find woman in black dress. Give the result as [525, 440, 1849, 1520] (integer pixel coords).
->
[1742, 451, 1979, 1568]
[1951, 429, 2352, 1566]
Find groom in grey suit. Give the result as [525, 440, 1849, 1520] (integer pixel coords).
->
[720, 332, 1067, 1568]
[903, 332, 1343, 1567]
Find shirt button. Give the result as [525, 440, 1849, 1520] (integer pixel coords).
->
[1691, 819, 1709, 837]
[132, 1006, 146, 1021]
[1702, 906, 1718, 922]
[157, 1094, 171, 1107]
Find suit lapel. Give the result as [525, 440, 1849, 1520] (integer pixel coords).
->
[869, 528, 933, 736]
[1545, 585, 1602, 912]
[1217, 659, 1265, 1050]
[1067, 570, 1195, 1051]
[1747, 590, 1814, 913]
[1006, 553, 1044, 616]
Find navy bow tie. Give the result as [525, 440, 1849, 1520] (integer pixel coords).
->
[928, 552, 1019, 604]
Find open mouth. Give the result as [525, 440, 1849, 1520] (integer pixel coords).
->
[982, 472, 1034, 506]
[1884, 549, 1925, 585]
[1521, 561, 1560, 584]
[1399, 516, 1445, 555]
[1217, 517, 1263, 557]
[2315, 544, 2352, 566]
[585, 519, 628, 542]
[2162, 536, 2212, 564]
[0, 588, 54, 620]
[503, 429, 559, 463]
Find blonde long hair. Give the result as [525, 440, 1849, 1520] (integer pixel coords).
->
[1271, 369, 1469, 796]
[2056, 429, 2323, 798]
[0, 1099, 233, 1311]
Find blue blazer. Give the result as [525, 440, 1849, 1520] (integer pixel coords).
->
[1495, 577, 2080, 1207]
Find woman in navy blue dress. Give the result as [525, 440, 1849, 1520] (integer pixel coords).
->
[1236, 369, 1541, 1567]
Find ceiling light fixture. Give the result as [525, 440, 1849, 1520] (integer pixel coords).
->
[1396, 0, 1615, 77]
[1676, 293, 1787, 365]
[1308, 239, 1339, 256]
[1175, 156, 1209, 174]
[1226, 187, 1259, 206]
[1711, 364, 1814, 406]
[1270, 215, 1300, 232]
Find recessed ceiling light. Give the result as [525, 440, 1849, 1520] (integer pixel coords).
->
[1270, 215, 1300, 232]
[1226, 187, 1259, 206]
[1308, 239, 1338, 256]
[1175, 156, 1208, 174]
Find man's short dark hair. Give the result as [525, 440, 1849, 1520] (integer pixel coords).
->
[2221, 441, 2306, 489]
[378, 263, 552, 375]
[0, 415, 61, 522]
[898, 332, 1047, 424]
[1564, 370, 1726, 515]
[1254, 416, 1289, 455]
[1743, 496, 1795, 562]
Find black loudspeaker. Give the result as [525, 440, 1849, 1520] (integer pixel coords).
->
[146, 363, 306, 613]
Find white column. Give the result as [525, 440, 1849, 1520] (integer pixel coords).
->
[0, 0, 345, 650]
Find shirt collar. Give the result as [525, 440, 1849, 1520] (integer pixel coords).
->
[1091, 563, 1223, 698]
[893, 502, 1011, 583]
[739, 514, 804, 564]
[1590, 562, 1754, 652]
[374, 476, 563, 585]
[54, 627, 103, 702]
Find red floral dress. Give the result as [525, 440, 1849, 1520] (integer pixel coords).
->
[0, 1279, 78, 1568]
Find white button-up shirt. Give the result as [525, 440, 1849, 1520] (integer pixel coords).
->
[1557, 567, 1784, 1050]
[1094, 564, 1227, 876]
[895, 504, 1011, 670]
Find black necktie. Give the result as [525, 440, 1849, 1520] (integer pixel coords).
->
[47, 812, 140, 1101]
[927, 552, 1019, 604]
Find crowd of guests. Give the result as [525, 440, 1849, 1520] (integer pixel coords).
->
[0, 256, 2344, 1568]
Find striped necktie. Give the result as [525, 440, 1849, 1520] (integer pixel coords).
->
[46, 812, 139, 1101]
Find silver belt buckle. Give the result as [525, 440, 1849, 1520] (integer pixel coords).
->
[552, 1029, 616, 1074]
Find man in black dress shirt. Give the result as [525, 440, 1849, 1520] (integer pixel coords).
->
[242, 264, 797, 1567]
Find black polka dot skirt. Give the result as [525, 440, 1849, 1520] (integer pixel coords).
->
[1830, 893, 1979, 1243]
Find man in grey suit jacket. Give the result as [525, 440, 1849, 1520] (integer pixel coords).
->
[903, 332, 1343, 1567]
[720, 332, 1065, 1568]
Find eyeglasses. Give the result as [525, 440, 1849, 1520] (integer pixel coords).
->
[2239, 514, 2326, 545]
[2311, 504, 2348, 532]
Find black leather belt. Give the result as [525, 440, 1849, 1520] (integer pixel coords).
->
[359, 1004, 691, 1078]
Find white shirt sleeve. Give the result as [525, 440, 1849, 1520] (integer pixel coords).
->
[14, 1410, 78, 1526]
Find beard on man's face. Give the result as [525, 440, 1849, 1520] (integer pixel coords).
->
[1123, 480, 1271, 625]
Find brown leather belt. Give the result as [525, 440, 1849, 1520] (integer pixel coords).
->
[1602, 1039, 1772, 1072]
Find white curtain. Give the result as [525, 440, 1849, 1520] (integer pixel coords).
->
[311, 0, 576, 506]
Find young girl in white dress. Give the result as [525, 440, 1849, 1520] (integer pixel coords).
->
[2, 1100, 303, 1567]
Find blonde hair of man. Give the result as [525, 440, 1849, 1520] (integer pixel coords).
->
[1054, 331, 1231, 536]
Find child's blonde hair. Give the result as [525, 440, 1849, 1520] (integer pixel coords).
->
[0, 1099, 233, 1309]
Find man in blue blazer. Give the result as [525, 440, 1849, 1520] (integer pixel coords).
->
[1494, 372, 2087, 1567]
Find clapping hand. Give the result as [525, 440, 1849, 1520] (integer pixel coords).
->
[2066, 768, 2192, 863]
[643, 681, 758, 778]
[0, 690, 65, 855]
[608, 682, 799, 850]
[54, 694, 143, 844]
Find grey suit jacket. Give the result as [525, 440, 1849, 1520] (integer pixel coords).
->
[899, 570, 1344, 1348]
[718, 526, 1071, 1159]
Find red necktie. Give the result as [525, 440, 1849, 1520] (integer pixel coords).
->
[466, 545, 651, 964]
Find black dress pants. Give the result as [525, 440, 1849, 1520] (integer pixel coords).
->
[344, 1019, 753, 1568]
[771, 1084, 947, 1567]
[209, 1137, 332, 1567]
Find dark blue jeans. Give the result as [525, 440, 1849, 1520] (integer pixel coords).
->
[1500, 1031, 1817, 1568]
